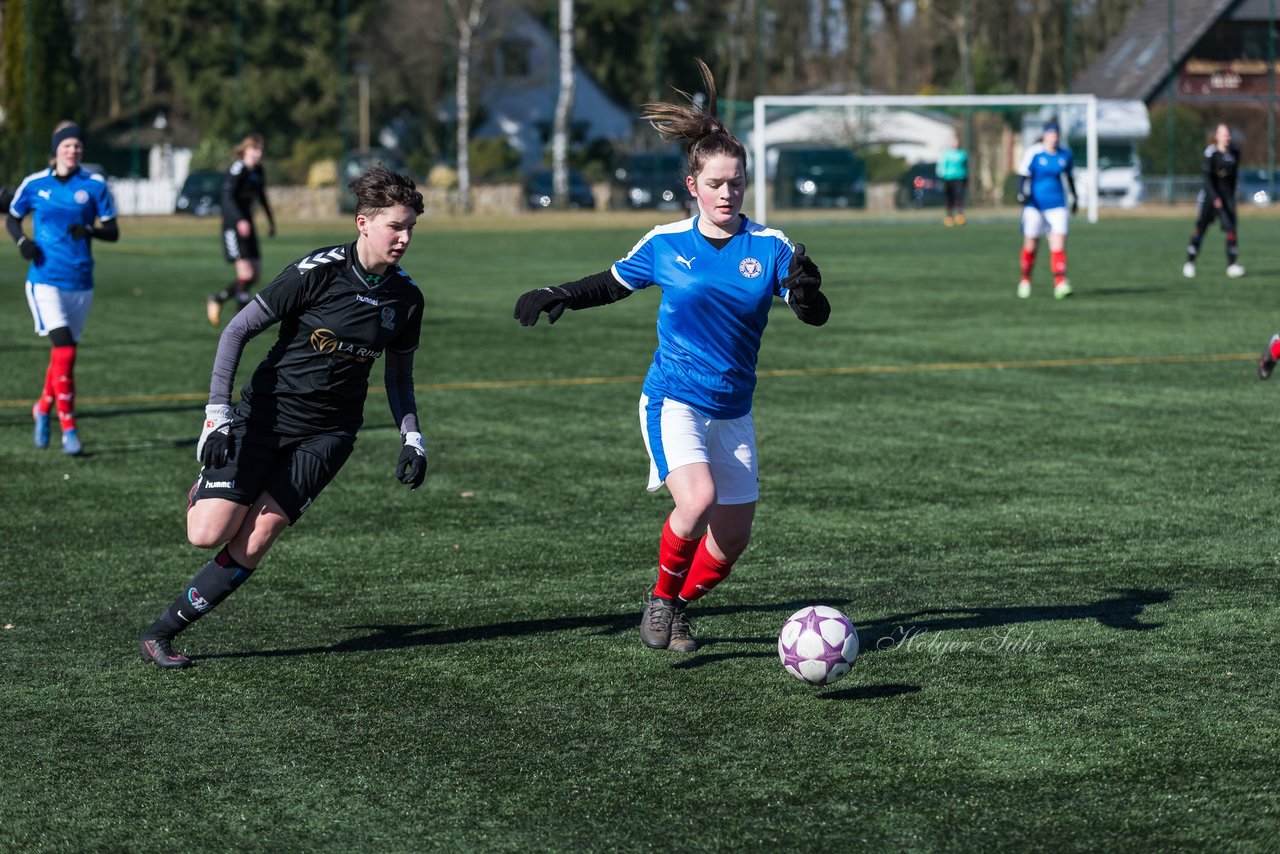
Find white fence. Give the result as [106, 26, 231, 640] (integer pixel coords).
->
[108, 177, 182, 216]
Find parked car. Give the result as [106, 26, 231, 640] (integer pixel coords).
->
[338, 148, 408, 213]
[773, 147, 866, 209]
[175, 170, 223, 216]
[895, 162, 945, 209]
[614, 151, 689, 211]
[524, 168, 596, 210]
[1238, 168, 1280, 206]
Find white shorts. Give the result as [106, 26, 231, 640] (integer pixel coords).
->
[639, 394, 758, 505]
[26, 282, 93, 340]
[1021, 206, 1069, 239]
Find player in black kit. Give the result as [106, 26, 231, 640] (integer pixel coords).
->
[1183, 123, 1244, 279]
[140, 165, 428, 669]
[207, 133, 277, 325]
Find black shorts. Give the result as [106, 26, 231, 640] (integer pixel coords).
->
[188, 422, 354, 524]
[222, 225, 261, 262]
[1195, 194, 1237, 233]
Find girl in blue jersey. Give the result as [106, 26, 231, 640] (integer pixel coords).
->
[6, 122, 120, 455]
[1016, 120, 1076, 300]
[514, 60, 830, 654]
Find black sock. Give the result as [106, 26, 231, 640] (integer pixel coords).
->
[214, 285, 234, 303]
[1227, 233, 1238, 265]
[144, 547, 255, 639]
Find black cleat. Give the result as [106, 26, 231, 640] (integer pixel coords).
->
[139, 636, 193, 669]
[667, 602, 699, 654]
[640, 595, 677, 649]
[1260, 334, 1280, 380]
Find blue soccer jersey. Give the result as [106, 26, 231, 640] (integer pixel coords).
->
[8, 165, 117, 290]
[611, 215, 797, 419]
[1018, 143, 1074, 211]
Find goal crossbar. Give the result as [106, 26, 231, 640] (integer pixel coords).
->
[751, 94, 1099, 224]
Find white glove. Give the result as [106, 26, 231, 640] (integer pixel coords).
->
[197, 404, 235, 464]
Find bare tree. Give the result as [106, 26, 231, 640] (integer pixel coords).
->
[446, 0, 488, 213]
[551, 0, 574, 208]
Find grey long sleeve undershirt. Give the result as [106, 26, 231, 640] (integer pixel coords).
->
[209, 298, 420, 436]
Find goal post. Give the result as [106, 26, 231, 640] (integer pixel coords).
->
[750, 93, 1100, 225]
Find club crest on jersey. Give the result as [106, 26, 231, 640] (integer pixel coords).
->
[739, 257, 763, 279]
[310, 328, 339, 354]
[74, 189, 91, 205]
[381, 306, 396, 330]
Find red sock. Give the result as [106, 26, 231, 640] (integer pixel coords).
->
[1020, 247, 1037, 278]
[653, 517, 699, 600]
[1051, 249, 1067, 284]
[679, 538, 735, 602]
[35, 359, 56, 416]
[50, 345, 76, 431]
[1270, 337, 1280, 361]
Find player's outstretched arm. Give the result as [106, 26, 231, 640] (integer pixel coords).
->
[1065, 172, 1079, 216]
[385, 350, 426, 491]
[783, 243, 830, 327]
[514, 271, 632, 326]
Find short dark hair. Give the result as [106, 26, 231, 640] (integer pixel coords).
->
[348, 165, 424, 217]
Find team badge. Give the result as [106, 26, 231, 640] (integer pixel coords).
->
[310, 328, 338, 354]
[74, 189, 90, 205]
[381, 306, 396, 330]
[739, 257, 763, 279]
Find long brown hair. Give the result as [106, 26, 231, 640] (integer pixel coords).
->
[640, 59, 746, 179]
[234, 133, 265, 159]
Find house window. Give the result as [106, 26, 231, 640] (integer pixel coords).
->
[497, 38, 532, 80]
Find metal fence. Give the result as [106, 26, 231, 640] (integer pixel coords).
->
[1141, 176, 1205, 204]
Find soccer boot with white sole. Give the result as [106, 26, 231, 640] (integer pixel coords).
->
[139, 636, 193, 669]
[1182, 261, 1196, 278]
[1227, 263, 1245, 278]
[33, 404, 49, 449]
[667, 602, 699, 653]
[1259, 334, 1280, 380]
[1016, 279, 1031, 299]
[640, 595, 677, 649]
[1054, 280, 1074, 300]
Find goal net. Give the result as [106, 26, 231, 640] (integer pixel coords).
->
[746, 94, 1101, 225]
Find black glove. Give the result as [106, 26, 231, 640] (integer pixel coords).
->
[397, 432, 427, 491]
[514, 286, 571, 326]
[68, 223, 93, 241]
[1016, 191, 1028, 205]
[16, 236, 38, 260]
[1070, 196, 1079, 216]
[782, 243, 822, 303]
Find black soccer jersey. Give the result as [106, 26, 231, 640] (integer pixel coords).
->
[237, 242, 423, 437]
[1203, 144, 1240, 205]
[222, 159, 268, 226]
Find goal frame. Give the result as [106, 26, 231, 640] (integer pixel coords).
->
[750, 93, 1100, 224]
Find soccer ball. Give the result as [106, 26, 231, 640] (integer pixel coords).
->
[778, 605, 859, 686]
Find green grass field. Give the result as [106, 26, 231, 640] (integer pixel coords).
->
[1, 212, 1277, 850]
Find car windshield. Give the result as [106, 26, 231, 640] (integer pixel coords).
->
[184, 173, 222, 193]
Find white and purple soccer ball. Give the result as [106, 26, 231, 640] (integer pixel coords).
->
[778, 605, 859, 686]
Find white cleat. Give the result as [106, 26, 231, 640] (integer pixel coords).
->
[1227, 263, 1245, 278]
[1017, 279, 1031, 299]
[1182, 262, 1196, 279]
[1054, 280, 1074, 300]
